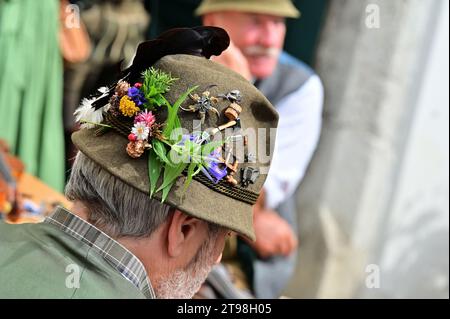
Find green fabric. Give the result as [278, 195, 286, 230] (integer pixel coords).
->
[0, 221, 146, 298]
[0, 0, 65, 191]
[46, 206, 155, 298]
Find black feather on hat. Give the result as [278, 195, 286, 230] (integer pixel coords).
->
[88, 27, 230, 110]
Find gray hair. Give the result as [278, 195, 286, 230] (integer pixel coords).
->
[65, 152, 172, 238]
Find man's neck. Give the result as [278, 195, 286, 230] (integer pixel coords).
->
[69, 201, 168, 279]
[68, 201, 88, 220]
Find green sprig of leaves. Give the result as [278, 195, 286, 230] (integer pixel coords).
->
[148, 107, 228, 202]
[148, 83, 200, 202]
[141, 68, 178, 109]
[144, 68, 229, 202]
[163, 86, 198, 140]
[149, 135, 227, 202]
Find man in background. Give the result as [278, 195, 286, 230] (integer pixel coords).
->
[196, 0, 324, 298]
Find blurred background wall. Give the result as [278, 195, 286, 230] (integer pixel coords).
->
[283, 0, 449, 298]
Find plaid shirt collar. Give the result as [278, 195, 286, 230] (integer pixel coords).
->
[44, 206, 155, 299]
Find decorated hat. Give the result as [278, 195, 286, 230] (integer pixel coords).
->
[72, 27, 279, 241]
[195, 0, 300, 19]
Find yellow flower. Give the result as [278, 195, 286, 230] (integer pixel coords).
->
[119, 96, 140, 117]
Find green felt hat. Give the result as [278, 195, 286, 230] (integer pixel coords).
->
[196, 0, 300, 18]
[72, 28, 278, 241]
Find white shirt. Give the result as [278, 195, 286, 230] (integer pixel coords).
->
[264, 75, 324, 209]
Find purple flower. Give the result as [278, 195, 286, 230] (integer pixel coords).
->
[206, 161, 227, 184]
[208, 148, 222, 160]
[177, 135, 228, 184]
[204, 149, 227, 184]
[127, 87, 147, 106]
[180, 134, 196, 144]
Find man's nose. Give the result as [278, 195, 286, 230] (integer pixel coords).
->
[259, 21, 282, 47]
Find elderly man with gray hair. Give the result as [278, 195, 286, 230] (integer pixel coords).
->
[0, 27, 279, 298]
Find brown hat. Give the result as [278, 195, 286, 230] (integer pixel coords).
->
[72, 27, 278, 241]
[196, 0, 301, 19]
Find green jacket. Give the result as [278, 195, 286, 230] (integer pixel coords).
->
[0, 207, 154, 299]
[0, 0, 65, 191]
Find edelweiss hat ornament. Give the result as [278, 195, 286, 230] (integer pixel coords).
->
[72, 27, 279, 240]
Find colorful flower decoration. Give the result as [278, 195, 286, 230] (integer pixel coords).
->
[135, 110, 156, 126]
[131, 122, 150, 141]
[74, 67, 245, 202]
[127, 87, 147, 106]
[204, 149, 227, 184]
[119, 96, 140, 117]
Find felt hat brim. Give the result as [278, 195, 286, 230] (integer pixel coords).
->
[196, 0, 301, 18]
[73, 125, 256, 241]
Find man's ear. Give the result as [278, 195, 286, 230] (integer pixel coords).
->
[166, 209, 205, 258]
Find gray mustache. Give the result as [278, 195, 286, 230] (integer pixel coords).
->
[243, 46, 280, 57]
